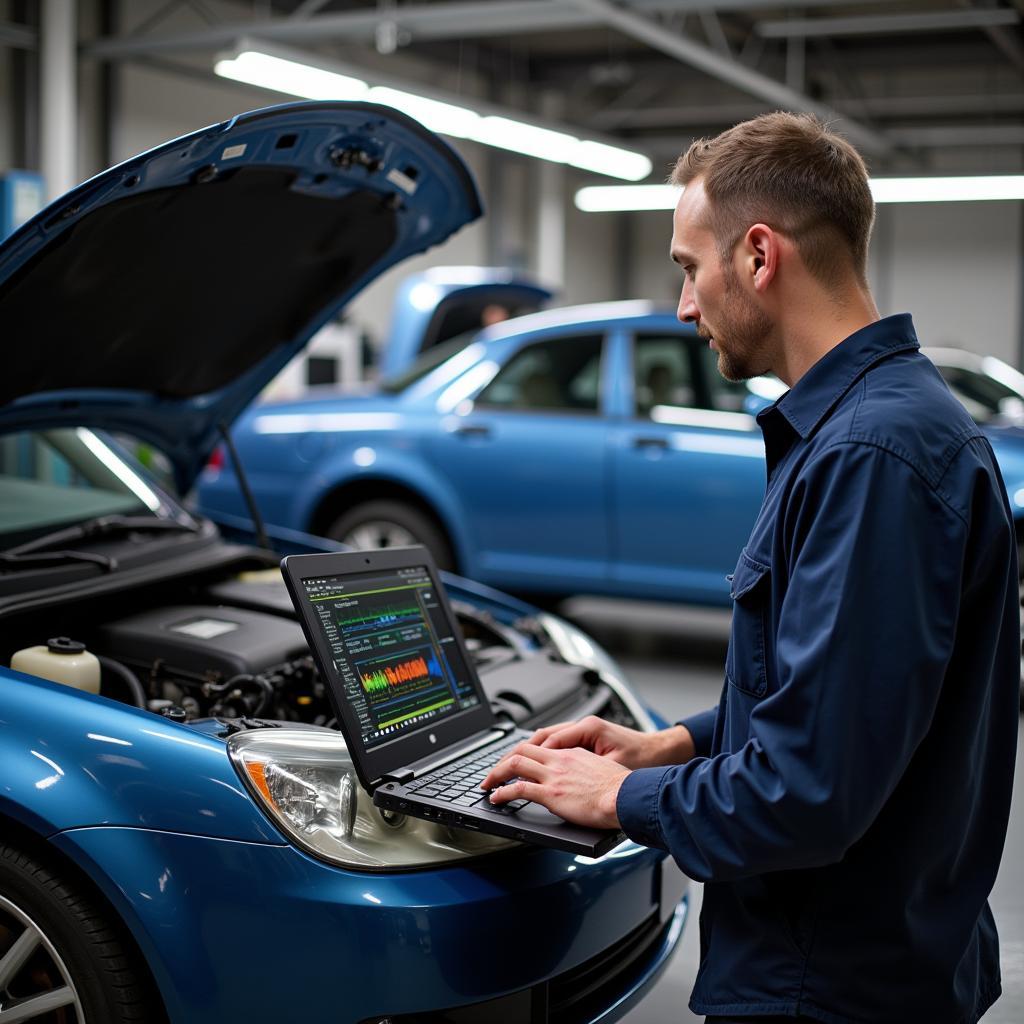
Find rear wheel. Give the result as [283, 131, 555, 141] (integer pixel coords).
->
[0, 843, 160, 1023]
[326, 500, 455, 571]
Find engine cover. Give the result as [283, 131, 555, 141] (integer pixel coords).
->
[95, 605, 307, 679]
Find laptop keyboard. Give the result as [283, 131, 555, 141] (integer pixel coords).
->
[404, 734, 531, 813]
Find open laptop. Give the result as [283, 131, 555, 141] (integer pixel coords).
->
[280, 546, 624, 857]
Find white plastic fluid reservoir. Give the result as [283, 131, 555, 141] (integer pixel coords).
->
[11, 637, 101, 694]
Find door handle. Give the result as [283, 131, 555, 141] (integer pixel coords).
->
[632, 436, 669, 450]
[454, 424, 492, 439]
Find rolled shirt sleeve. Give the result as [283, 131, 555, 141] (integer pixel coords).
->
[617, 441, 970, 881]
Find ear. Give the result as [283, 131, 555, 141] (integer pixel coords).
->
[742, 223, 778, 293]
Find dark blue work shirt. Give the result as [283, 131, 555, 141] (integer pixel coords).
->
[617, 314, 1019, 1023]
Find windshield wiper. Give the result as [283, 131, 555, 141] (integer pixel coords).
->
[0, 550, 117, 573]
[4, 514, 201, 558]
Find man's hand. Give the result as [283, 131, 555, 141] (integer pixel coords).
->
[479, 742, 630, 830]
[529, 716, 696, 769]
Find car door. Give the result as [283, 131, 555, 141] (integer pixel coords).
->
[423, 331, 611, 592]
[610, 330, 766, 604]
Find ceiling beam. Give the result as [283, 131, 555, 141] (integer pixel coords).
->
[83, 0, 917, 60]
[593, 92, 1024, 129]
[84, 2, 594, 59]
[887, 124, 1024, 148]
[756, 8, 1020, 39]
[626, 0, 897, 10]
[566, 0, 893, 156]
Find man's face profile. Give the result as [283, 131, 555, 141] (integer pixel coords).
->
[671, 180, 773, 383]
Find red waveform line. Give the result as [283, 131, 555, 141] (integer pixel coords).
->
[363, 655, 431, 691]
[385, 655, 429, 685]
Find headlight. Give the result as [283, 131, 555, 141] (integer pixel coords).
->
[537, 613, 656, 732]
[228, 727, 518, 869]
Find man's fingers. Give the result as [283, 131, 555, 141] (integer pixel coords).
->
[529, 721, 574, 745]
[538, 722, 590, 749]
[479, 745, 555, 789]
[486, 779, 544, 806]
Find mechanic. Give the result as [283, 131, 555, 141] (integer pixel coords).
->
[482, 112, 1019, 1024]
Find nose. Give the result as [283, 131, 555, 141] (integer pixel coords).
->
[677, 277, 699, 325]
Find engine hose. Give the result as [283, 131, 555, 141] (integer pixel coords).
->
[210, 673, 275, 716]
[98, 655, 148, 709]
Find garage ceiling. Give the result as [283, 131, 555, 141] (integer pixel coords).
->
[18, 1, 1024, 176]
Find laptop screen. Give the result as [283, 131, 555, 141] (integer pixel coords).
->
[298, 563, 483, 751]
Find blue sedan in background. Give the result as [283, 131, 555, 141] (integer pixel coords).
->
[197, 302, 1024, 608]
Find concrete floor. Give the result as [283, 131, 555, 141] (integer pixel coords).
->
[558, 597, 1024, 1024]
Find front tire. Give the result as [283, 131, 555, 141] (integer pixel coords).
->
[0, 843, 161, 1023]
[326, 500, 455, 571]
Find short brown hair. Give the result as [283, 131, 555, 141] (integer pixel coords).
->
[672, 111, 875, 288]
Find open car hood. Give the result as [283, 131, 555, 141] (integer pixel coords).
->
[0, 101, 482, 491]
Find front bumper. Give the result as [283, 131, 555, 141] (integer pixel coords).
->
[51, 826, 687, 1024]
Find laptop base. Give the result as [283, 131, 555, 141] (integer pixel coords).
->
[373, 784, 625, 858]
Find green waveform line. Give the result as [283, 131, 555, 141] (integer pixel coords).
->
[361, 669, 392, 694]
[335, 605, 422, 629]
[379, 698, 455, 729]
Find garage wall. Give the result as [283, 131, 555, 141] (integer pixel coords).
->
[870, 201, 1023, 366]
[619, 199, 1024, 367]
[0, 45, 14, 171]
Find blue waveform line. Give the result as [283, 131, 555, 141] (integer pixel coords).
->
[342, 612, 422, 636]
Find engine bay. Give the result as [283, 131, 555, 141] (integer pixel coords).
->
[2, 556, 639, 732]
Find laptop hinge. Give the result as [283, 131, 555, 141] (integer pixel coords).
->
[379, 767, 415, 786]
[403, 726, 513, 780]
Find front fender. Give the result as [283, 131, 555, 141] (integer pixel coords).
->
[0, 669, 280, 843]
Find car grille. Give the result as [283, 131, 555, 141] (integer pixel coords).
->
[359, 910, 668, 1024]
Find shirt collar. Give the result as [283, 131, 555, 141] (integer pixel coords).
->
[758, 313, 920, 441]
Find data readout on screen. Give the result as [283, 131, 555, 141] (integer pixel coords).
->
[302, 566, 480, 749]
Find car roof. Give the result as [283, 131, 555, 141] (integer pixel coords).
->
[475, 299, 685, 342]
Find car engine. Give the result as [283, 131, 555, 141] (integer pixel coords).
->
[3, 562, 644, 733]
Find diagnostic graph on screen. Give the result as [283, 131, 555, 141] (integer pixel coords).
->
[356, 649, 452, 729]
[302, 566, 480, 750]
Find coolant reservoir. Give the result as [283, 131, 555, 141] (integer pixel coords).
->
[11, 637, 101, 694]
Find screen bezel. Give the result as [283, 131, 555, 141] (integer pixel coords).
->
[281, 546, 497, 790]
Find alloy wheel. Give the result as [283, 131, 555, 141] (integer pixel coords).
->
[342, 521, 418, 550]
[0, 894, 84, 1023]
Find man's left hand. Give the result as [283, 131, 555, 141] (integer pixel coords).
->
[479, 742, 630, 830]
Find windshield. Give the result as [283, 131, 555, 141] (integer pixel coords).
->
[0, 428, 171, 549]
[379, 334, 479, 394]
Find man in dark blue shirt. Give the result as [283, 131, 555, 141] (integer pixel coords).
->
[483, 112, 1018, 1023]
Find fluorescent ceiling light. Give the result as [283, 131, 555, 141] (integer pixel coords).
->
[366, 87, 479, 140]
[570, 140, 653, 183]
[576, 176, 1024, 211]
[472, 116, 578, 162]
[214, 48, 651, 181]
[869, 176, 1024, 203]
[214, 51, 368, 101]
[576, 185, 679, 212]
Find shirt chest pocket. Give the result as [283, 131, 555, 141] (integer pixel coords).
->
[725, 552, 771, 698]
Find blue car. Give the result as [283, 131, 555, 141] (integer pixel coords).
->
[198, 302, 1024, 609]
[0, 103, 686, 1023]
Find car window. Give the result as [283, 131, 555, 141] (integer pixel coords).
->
[634, 335, 697, 417]
[935, 364, 1024, 425]
[697, 343, 752, 413]
[0, 429, 154, 547]
[476, 334, 602, 413]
